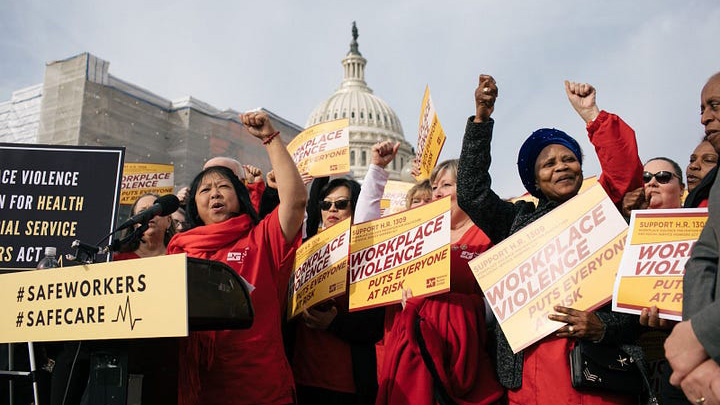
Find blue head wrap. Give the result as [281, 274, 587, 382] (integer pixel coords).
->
[517, 128, 583, 199]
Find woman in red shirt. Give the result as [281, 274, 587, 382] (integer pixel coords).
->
[167, 111, 307, 405]
[376, 159, 504, 405]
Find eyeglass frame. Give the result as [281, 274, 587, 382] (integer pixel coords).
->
[642, 170, 680, 184]
[319, 199, 351, 211]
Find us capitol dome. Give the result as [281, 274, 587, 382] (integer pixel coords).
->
[306, 22, 414, 181]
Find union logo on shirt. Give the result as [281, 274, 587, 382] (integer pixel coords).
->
[459, 250, 479, 260]
[227, 247, 250, 263]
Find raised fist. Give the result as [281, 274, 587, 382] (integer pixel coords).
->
[621, 187, 648, 218]
[176, 186, 190, 206]
[474, 74, 498, 123]
[300, 172, 314, 186]
[565, 80, 600, 124]
[371, 141, 400, 169]
[239, 111, 277, 141]
[242, 165, 262, 184]
[266, 170, 278, 189]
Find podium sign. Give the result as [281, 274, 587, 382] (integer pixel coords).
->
[0, 254, 188, 343]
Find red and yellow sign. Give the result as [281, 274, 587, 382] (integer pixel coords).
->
[613, 208, 708, 321]
[287, 119, 350, 177]
[288, 218, 351, 319]
[0, 254, 188, 343]
[348, 197, 451, 311]
[414, 86, 446, 181]
[120, 163, 174, 205]
[470, 185, 628, 353]
[380, 180, 415, 216]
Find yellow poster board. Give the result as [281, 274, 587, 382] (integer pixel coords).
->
[287, 119, 350, 177]
[348, 197, 451, 311]
[0, 254, 188, 343]
[470, 185, 628, 353]
[613, 208, 708, 321]
[120, 163, 174, 205]
[288, 218, 351, 319]
[414, 86, 446, 181]
[380, 180, 415, 216]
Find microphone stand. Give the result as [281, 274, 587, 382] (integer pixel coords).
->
[65, 224, 148, 265]
[55, 223, 148, 405]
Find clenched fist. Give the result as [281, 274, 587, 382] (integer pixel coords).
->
[474, 74, 498, 123]
[565, 80, 600, 124]
[239, 111, 277, 141]
[371, 141, 400, 169]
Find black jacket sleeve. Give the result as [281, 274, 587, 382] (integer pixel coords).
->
[457, 116, 524, 244]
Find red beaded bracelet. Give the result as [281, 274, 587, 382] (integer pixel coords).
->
[262, 131, 280, 145]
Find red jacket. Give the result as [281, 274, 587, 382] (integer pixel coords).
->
[377, 293, 503, 405]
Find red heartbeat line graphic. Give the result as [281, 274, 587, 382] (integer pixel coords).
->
[112, 295, 143, 330]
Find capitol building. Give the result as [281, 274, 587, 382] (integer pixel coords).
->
[306, 23, 414, 181]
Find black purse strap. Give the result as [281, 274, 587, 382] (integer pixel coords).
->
[414, 316, 458, 405]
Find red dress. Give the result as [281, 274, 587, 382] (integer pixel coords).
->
[376, 224, 504, 404]
[167, 209, 299, 405]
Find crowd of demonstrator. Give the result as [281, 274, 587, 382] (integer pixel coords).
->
[45, 72, 720, 405]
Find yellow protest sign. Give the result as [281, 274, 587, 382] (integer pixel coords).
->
[470, 185, 628, 353]
[287, 119, 350, 177]
[349, 197, 451, 311]
[414, 86, 446, 181]
[120, 163, 174, 204]
[613, 208, 707, 321]
[0, 254, 188, 343]
[380, 180, 415, 216]
[288, 218, 351, 319]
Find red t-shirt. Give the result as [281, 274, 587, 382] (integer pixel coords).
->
[377, 224, 493, 377]
[291, 296, 356, 393]
[449, 224, 492, 295]
[112, 251, 141, 261]
[167, 209, 299, 405]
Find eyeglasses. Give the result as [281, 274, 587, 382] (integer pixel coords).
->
[319, 199, 351, 211]
[642, 171, 679, 184]
[172, 219, 189, 230]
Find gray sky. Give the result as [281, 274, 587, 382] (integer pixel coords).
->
[3, 0, 719, 198]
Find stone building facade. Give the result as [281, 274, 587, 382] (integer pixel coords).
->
[0, 52, 302, 189]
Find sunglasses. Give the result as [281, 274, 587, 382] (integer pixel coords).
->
[319, 199, 351, 211]
[642, 171, 679, 184]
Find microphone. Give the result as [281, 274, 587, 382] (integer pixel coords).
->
[116, 194, 180, 232]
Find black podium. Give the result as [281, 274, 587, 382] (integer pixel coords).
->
[59, 257, 254, 405]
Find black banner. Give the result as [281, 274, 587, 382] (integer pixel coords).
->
[0, 143, 124, 268]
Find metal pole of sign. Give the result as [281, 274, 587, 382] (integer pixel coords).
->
[0, 342, 40, 405]
[8, 343, 13, 405]
[27, 342, 40, 405]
